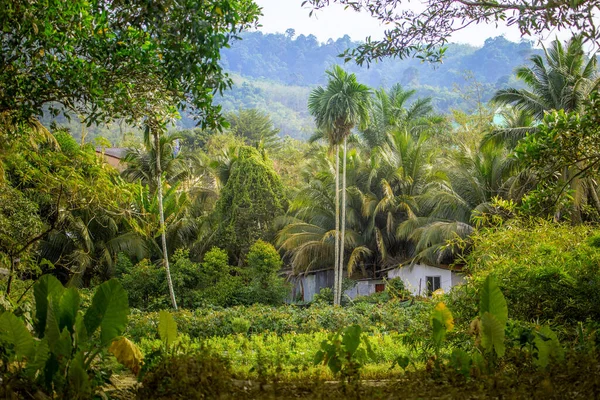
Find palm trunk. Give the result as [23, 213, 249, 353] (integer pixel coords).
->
[333, 144, 340, 306]
[154, 129, 178, 310]
[338, 137, 347, 306]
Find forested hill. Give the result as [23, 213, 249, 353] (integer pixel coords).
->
[221, 31, 535, 88]
[49, 32, 540, 143]
[207, 32, 539, 139]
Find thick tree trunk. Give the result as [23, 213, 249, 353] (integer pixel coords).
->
[338, 137, 347, 306]
[154, 129, 178, 310]
[333, 144, 340, 306]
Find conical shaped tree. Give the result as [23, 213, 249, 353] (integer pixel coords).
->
[308, 65, 371, 305]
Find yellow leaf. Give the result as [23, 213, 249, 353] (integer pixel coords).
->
[109, 337, 144, 375]
[432, 302, 454, 332]
[215, 6, 223, 16]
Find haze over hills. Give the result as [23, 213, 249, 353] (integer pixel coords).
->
[50, 32, 541, 143]
[208, 32, 539, 140]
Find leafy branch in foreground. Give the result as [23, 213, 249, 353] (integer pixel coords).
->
[302, 0, 600, 64]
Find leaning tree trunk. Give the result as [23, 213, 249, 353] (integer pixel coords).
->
[338, 137, 348, 306]
[333, 144, 340, 306]
[154, 128, 178, 310]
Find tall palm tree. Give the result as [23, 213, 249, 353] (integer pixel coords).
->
[122, 132, 188, 190]
[308, 65, 371, 305]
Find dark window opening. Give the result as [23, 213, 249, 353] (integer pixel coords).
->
[426, 276, 441, 296]
[375, 283, 385, 293]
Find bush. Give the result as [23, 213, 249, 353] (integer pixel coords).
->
[138, 350, 232, 399]
[120, 259, 168, 311]
[126, 300, 433, 341]
[243, 240, 289, 306]
[455, 220, 600, 325]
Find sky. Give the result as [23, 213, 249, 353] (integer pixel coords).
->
[254, 0, 572, 47]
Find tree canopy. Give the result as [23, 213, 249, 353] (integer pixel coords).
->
[1, 0, 260, 129]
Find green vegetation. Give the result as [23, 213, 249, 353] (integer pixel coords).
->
[1, 0, 600, 396]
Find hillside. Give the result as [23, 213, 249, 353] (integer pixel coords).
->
[46, 32, 539, 142]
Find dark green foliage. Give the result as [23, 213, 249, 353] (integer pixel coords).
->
[138, 350, 232, 400]
[454, 220, 600, 324]
[244, 240, 288, 306]
[120, 259, 169, 311]
[215, 146, 287, 264]
[0, 275, 137, 398]
[122, 245, 288, 310]
[1, 0, 260, 129]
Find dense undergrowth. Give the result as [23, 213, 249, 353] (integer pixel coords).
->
[2, 221, 600, 399]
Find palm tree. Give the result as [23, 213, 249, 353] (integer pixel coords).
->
[397, 141, 518, 264]
[492, 35, 600, 119]
[122, 132, 188, 190]
[276, 147, 372, 279]
[308, 65, 371, 305]
[492, 35, 600, 221]
[361, 84, 441, 149]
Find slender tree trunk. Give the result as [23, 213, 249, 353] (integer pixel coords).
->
[589, 179, 600, 215]
[338, 137, 348, 306]
[333, 144, 340, 306]
[154, 128, 178, 310]
[5, 255, 15, 296]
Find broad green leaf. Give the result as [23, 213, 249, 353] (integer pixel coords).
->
[25, 338, 50, 378]
[480, 312, 505, 357]
[158, 310, 178, 348]
[0, 312, 35, 360]
[74, 312, 88, 346]
[109, 337, 144, 375]
[479, 275, 508, 326]
[327, 355, 342, 374]
[431, 302, 454, 346]
[44, 300, 62, 354]
[394, 355, 410, 370]
[33, 275, 65, 337]
[54, 327, 73, 361]
[68, 351, 91, 399]
[342, 325, 362, 355]
[84, 279, 129, 345]
[59, 287, 80, 334]
[534, 326, 564, 368]
[432, 302, 454, 330]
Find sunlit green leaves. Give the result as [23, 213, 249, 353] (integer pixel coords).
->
[158, 310, 178, 349]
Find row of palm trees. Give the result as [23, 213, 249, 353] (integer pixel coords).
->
[282, 35, 600, 304]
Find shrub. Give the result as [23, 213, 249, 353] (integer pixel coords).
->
[120, 259, 168, 311]
[456, 220, 600, 325]
[0, 275, 141, 399]
[138, 350, 232, 399]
